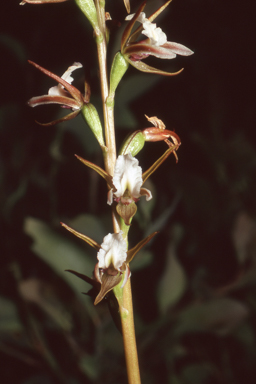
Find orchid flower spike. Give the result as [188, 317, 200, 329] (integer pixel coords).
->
[121, 1, 193, 76]
[27, 61, 89, 126]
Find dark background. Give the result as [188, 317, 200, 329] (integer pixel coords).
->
[1, 0, 256, 383]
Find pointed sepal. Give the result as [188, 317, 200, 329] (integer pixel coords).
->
[61, 222, 100, 250]
[142, 143, 180, 183]
[75, 155, 113, 187]
[94, 271, 123, 305]
[127, 231, 158, 263]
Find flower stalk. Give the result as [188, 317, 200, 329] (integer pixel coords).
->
[116, 279, 141, 384]
[25, 0, 193, 383]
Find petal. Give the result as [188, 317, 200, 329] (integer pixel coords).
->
[142, 21, 167, 46]
[143, 127, 181, 144]
[140, 187, 152, 201]
[113, 154, 143, 199]
[163, 41, 194, 56]
[128, 0, 173, 45]
[125, 12, 147, 24]
[107, 189, 114, 205]
[124, 43, 177, 59]
[97, 232, 127, 270]
[61, 62, 83, 84]
[145, 115, 166, 129]
[49, 62, 83, 97]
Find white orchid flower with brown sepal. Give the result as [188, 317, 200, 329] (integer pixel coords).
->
[121, 0, 193, 76]
[61, 223, 158, 305]
[27, 60, 89, 126]
[74, 139, 180, 225]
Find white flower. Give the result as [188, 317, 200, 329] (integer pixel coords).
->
[97, 231, 127, 271]
[48, 62, 82, 103]
[107, 153, 152, 205]
[142, 20, 167, 46]
[125, 12, 167, 46]
[113, 153, 142, 199]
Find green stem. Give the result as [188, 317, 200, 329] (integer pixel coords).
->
[94, 0, 116, 177]
[94, 3, 141, 383]
[116, 278, 141, 384]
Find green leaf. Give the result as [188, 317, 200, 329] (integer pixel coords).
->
[130, 250, 153, 271]
[0, 296, 23, 332]
[66, 213, 107, 245]
[157, 226, 186, 312]
[23, 217, 95, 297]
[175, 298, 249, 336]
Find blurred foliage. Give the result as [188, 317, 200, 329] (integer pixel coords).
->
[1, 0, 256, 383]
